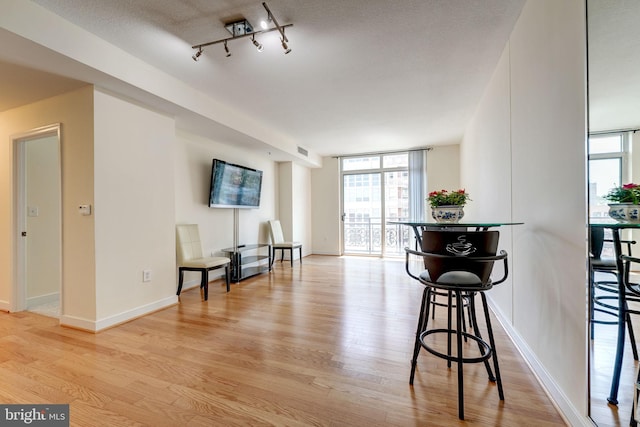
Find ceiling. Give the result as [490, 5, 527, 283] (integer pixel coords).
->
[587, 0, 640, 133]
[1, 0, 528, 159]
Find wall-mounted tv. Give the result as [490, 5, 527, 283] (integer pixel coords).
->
[208, 159, 263, 208]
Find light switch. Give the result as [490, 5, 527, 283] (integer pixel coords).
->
[78, 204, 92, 216]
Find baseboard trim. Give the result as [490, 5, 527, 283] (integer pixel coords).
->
[487, 298, 594, 427]
[26, 292, 59, 309]
[60, 296, 178, 333]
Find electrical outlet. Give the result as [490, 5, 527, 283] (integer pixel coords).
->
[142, 270, 152, 282]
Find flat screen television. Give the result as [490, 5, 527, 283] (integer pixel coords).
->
[208, 159, 263, 208]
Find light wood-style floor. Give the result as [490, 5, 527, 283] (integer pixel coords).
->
[590, 274, 640, 427]
[590, 320, 639, 427]
[0, 255, 567, 426]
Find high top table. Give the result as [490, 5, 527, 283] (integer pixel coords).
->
[590, 221, 640, 405]
[387, 221, 524, 248]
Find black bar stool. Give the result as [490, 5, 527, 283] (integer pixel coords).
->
[405, 230, 508, 420]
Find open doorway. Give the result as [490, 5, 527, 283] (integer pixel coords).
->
[13, 124, 62, 318]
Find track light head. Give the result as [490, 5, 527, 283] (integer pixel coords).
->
[252, 35, 264, 52]
[224, 41, 231, 57]
[192, 48, 203, 61]
[281, 39, 291, 54]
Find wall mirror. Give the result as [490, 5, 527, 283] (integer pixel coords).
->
[587, 1, 640, 425]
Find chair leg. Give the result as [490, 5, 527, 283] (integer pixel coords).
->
[460, 295, 468, 343]
[608, 287, 627, 404]
[468, 292, 495, 381]
[431, 292, 437, 319]
[626, 311, 639, 361]
[281, 249, 284, 263]
[270, 247, 275, 269]
[290, 248, 294, 267]
[224, 264, 230, 292]
[410, 286, 432, 385]
[447, 290, 453, 368]
[590, 271, 596, 339]
[590, 294, 595, 340]
[465, 293, 474, 332]
[177, 268, 185, 296]
[455, 290, 465, 420]
[480, 292, 504, 400]
[201, 269, 208, 301]
[299, 247, 302, 264]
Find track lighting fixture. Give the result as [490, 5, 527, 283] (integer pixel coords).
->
[192, 47, 202, 61]
[263, 2, 291, 55]
[252, 35, 264, 52]
[281, 39, 291, 54]
[191, 2, 292, 60]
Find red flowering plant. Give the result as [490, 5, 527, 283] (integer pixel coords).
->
[604, 183, 640, 204]
[427, 189, 471, 208]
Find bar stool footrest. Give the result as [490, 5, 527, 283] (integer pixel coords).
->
[420, 328, 493, 364]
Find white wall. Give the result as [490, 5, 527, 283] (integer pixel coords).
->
[426, 145, 461, 221]
[277, 162, 293, 242]
[311, 157, 341, 255]
[292, 162, 312, 254]
[274, 161, 312, 259]
[93, 89, 177, 328]
[174, 129, 278, 286]
[461, 0, 588, 424]
[426, 145, 460, 193]
[0, 86, 96, 320]
[462, 44, 514, 316]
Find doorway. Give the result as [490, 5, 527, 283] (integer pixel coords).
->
[13, 124, 62, 318]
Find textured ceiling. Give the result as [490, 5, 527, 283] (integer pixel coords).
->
[6, 0, 529, 157]
[587, 0, 640, 133]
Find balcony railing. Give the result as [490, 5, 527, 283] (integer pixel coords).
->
[344, 217, 412, 256]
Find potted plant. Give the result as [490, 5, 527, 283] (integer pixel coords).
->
[427, 189, 470, 223]
[604, 183, 640, 223]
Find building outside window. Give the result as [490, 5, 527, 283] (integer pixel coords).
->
[341, 153, 410, 256]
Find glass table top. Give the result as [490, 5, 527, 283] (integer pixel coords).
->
[387, 220, 524, 227]
[590, 221, 640, 229]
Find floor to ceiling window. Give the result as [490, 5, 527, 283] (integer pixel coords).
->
[588, 132, 629, 259]
[588, 132, 627, 220]
[341, 153, 412, 256]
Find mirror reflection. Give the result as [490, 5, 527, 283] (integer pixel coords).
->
[588, 1, 640, 425]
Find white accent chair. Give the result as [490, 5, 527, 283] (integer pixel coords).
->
[268, 220, 302, 268]
[176, 224, 230, 300]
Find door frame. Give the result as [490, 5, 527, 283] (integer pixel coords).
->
[12, 123, 62, 313]
[341, 171, 384, 256]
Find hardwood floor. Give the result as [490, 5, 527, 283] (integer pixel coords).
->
[589, 273, 640, 427]
[0, 255, 567, 426]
